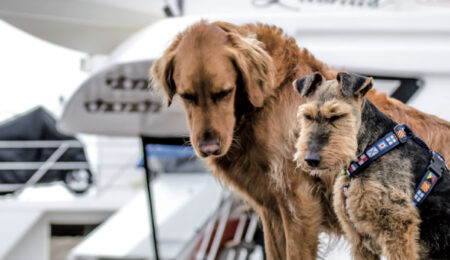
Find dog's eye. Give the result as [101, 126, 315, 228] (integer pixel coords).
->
[304, 114, 313, 121]
[328, 115, 342, 122]
[213, 89, 233, 101]
[180, 93, 197, 104]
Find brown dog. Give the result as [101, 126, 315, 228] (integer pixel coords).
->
[151, 20, 450, 260]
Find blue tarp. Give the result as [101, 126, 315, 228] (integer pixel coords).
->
[137, 144, 196, 167]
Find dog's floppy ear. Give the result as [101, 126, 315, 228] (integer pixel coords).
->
[337, 72, 373, 98]
[226, 32, 275, 108]
[293, 72, 324, 97]
[150, 34, 183, 106]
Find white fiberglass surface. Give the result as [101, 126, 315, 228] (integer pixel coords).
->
[70, 173, 223, 258]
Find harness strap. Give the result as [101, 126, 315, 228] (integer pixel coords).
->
[413, 151, 447, 206]
[344, 124, 447, 207]
[340, 124, 448, 238]
[346, 124, 412, 179]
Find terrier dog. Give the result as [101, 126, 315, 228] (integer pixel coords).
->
[294, 72, 450, 260]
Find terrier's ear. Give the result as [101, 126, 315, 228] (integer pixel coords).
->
[337, 72, 373, 98]
[293, 72, 324, 97]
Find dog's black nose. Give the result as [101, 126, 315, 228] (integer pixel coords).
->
[304, 154, 321, 167]
[198, 138, 220, 157]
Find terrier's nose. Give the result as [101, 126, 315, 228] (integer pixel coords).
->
[304, 154, 321, 167]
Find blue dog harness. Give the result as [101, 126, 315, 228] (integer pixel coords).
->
[342, 124, 448, 207]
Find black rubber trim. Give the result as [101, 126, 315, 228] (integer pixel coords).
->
[362, 74, 422, 104]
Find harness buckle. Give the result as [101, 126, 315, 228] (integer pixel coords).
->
[428, 151, 447, 178]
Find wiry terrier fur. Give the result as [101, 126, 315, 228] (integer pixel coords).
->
[294, 72, 450, 260]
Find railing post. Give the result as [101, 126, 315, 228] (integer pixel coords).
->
[140, 137, 160, 260]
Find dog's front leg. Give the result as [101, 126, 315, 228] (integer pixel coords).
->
[333, 176, 381, 260]
[259, 207, 287, 260]
[278, 182, 324, 260]
[348, 185, 421, 260]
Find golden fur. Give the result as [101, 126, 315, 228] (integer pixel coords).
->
[151, 21, 450, 259]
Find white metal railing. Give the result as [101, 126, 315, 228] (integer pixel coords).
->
[0, 162, 89, 170]
[194, 197, 261, 260]
[0, 140, 90, 193]
[0, 140, 83, 148]
[206, 199, 233, 260]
